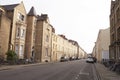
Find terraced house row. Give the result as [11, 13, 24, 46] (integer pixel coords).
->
[0, 2, 87, 62]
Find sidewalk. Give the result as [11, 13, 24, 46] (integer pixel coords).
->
[0, 62, 48, 71]
[95, 63, 120, 80]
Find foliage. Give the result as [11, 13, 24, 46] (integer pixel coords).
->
[6, 50, 17, 61]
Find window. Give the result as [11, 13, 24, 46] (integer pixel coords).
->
[17, 13, 20, 20]
[34, 18, 37, 26]
[32, 46, 34, 57]
[21, 29, 25, 38]
[16, 27, 20, 38]
[53, 44, 55, 49]
[47, 28, 49, 31]
[15, 44, 19, 55]
[46, 35, 49, 42]
[17, 27, 25, 39]
[45, 48, 48, 57]
[112, 34, 115, 42]
[55, 45, 57, 50]
[53, 35, 56, 41]
[117, 27, 120, 40]
[17, 13, 24, 21]
[33, 31, 35, 39]
[116, 8, 120, 22]
[20, 45, 24, 57]
[118, 46, 120, 59]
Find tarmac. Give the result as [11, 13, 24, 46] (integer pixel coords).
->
[0, 62, 120, 80]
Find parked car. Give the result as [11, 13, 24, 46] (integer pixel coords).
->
[60, 56, 68, 62]
[69, 56, 75, 61]
[86, 57, 94, 63]
[69, 57, 72, 61]
[92, 57, 97, 63]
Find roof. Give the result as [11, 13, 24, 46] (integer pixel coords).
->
[1, 4, 19, 11]
[28, 6, 37, 16]
[37, 14, 48, 21]
[52, 27, 55, 33]
[68, 39, 78, 45]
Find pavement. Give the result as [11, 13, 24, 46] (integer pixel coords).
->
[0, 62, 48, 71]
[95, 63, 120, 80]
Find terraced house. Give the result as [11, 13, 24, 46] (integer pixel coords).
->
[0, 2, 27, 59]
[35, 14, 52, 62]
[51, 27, 57, 61]
[0, 2, 87, 62]
[0, 7, 11, 59]
[24, 6, 37, 61]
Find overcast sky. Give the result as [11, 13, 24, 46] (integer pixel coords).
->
[0, 0, 111, 53]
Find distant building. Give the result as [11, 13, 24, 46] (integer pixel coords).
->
[68, 39, 78, 58]
[92, 28, 110, 62]
[78, 47, 87, 59]
[56, 35, 66, 61]
[55, 35, 87, 61]
[109, 0, 120, 61]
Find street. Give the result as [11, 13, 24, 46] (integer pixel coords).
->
[0, 60, 99, 80]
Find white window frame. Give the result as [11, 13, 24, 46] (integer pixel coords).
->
[15, 44, 19, 55]
[45, 48, 48, 57]
[20, 29, 25, 38]
[16, 27, 20, 38]
[19, 45, 24, 57]
[46, 35, 49, 42]
[17, 12, 24, 21]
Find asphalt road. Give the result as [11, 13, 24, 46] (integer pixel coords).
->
[0, 60, 98, 80]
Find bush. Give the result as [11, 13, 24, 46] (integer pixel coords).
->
[0, 55, 4, 65]
[6, 50, 18, 64]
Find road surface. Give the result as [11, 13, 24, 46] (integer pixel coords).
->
[0, 60, 99, 80]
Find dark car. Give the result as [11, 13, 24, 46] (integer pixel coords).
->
[60, 56, 68, 62]
[92, 57, 97, 63]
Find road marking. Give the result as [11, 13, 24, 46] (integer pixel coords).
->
[73, 63, 90, 80]
[79, 64, 89, 76]
[75, 77, 78, 79]
[77, 74, 79, 77]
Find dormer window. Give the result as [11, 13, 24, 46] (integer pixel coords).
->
[17, 12, 24, 21]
